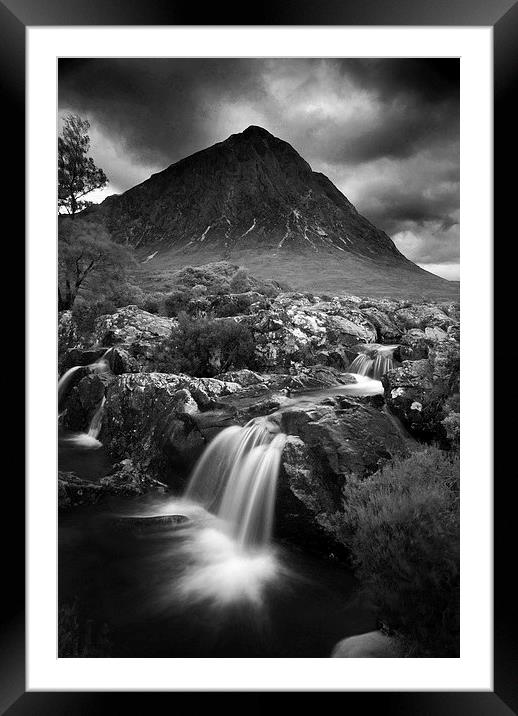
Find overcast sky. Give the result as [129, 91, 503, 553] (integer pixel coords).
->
[59, 58, 459, 281]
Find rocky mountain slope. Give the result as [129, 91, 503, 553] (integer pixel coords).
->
[85, 125, 458, 299]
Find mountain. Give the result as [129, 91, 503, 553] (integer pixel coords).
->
[85, 126, 458, 299]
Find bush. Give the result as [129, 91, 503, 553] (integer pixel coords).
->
[72, 298, 118, 335]
[140, 291, 167, 315]
[164, 289, 193, 317]
[159, 312, 256, 376]
[213, 293, 256, 317]
[341, 447, 459, 656]
[229, 267, 250, 293]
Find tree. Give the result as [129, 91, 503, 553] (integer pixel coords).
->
[58, 114, 108, 218]
[58, 219, 134, 310]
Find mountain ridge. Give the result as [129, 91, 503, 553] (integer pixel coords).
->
[84, 125, 458, 299]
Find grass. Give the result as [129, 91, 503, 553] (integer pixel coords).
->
[133, 245, 460, 301]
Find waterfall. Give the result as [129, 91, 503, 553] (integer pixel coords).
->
[63, 396, 106, 448]
[87, 396, 106, 440]
[349, 344, 398, 380]
[185, 417, 286, 549]
[58, 350, 111, 412]
[58, 365, 82, 405]
[348, 353, 374, 377]
[218, 434, 286, 547]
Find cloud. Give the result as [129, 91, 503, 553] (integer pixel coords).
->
[58, 58, 459, 271]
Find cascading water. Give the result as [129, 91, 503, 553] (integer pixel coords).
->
[169, 417, 288, 606]
[58, 365, 82, 405]
[58, 349, 111, 409]
[349, 344, 398, 380]
[64, 396, 106, 448]
[218, 433, 287, 547]
[186, 418, 272, 510]
[87, 396, 106, 440]
[185, 417, 286, 550]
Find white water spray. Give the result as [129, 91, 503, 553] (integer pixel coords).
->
[186, 417, 275, 512]
[349, 344, 398, 380]
[58, 349, 112, 408]
[179, 415, 287, 604]
[218, 433, 287, 547]
[63, 395, 106, 449]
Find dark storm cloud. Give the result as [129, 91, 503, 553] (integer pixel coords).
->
[58, 58, 459, 278]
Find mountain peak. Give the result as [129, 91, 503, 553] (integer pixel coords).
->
[241, 125, 272, 137]
[88, 126, 412, 269]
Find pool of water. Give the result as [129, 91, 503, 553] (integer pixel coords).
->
[59, 496, 375, 657]
[59, 427, 114, 481]
[58, 377, 378, 658]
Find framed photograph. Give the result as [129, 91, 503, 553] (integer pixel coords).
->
[4, 0, 509, 711]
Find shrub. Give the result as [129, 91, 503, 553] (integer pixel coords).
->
[160, 312, 256, 376]
[213, 293, 256, 317]
[72, 298, 118, 335]
[341, 447, 460, 656]
[229, 267, 251, 293]
[140, 291, 167, 315]
[164, 289, 192, 317]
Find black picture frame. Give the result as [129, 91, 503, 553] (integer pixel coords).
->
[5, 0, 509, 711]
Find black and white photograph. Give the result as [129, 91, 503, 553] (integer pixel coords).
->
[56, 57, 461, 660]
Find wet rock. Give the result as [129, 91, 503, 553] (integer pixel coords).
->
[331, 631, 403, 658]
[106, 346, 140, 374]
[58, 461, 168, 511]
[100, 459, 168, 497]
[113, 514, 188, 531]
[63, 372, 114, 431]
[214, 369, 265, 387]
[58, 471, 102, 510]
[171, 388, 198, 415]
[100, 373, 244, 481]
[276, 394, 411, 550]
[61, 347, 109, 372]
[279, 394, 407, 479]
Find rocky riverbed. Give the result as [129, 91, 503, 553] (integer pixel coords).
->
[58, 290, 460, 556]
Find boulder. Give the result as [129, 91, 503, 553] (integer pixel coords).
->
[331, 631, 403, 658]
[382, 361, 441, 441]
[213, 369, 265, 387]
[358, 306, 402, 342]
[106, 346, 140, 374]
[278, 394, 407, 480]
[90, 306, 176, 371]
[397, 329, 429, 361]
[393, 304, 454, 331]
[58, 461, 168, 511]
[63, 372, 114, 431]
[275, 393, 412, 550]
[61, 347, 109, 372]
[58, 471, 102, 510]
[100, 372, 244, 481]
[241, 295, 377, 369]
[92, 305, 174, 346]
[100, 459, 168, 497]
[58, 311, 80, 356]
